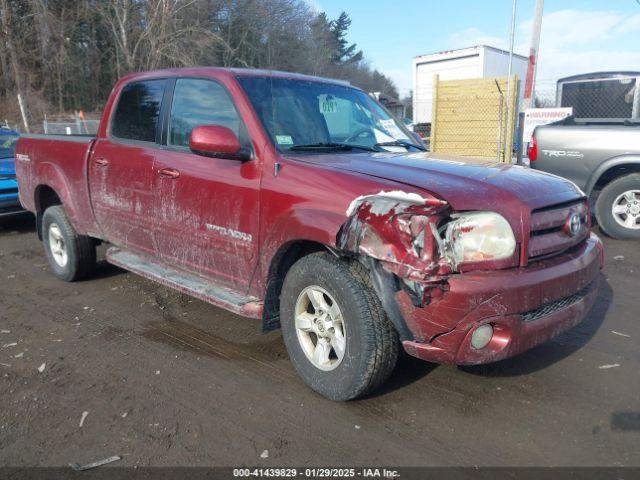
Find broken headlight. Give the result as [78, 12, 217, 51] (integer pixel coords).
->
[441, 212, 516, 267]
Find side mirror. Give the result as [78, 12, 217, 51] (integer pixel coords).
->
[189, 125, 249, 160]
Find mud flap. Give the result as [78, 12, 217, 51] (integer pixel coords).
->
[359, 256, 414, 341]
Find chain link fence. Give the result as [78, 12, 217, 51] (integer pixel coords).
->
[516, 75, 640, 162]
[424, 75, 518, 162]
[524, 75, 640, 121]
[43, 115, 100, 135]
[415, 74, 640, 162]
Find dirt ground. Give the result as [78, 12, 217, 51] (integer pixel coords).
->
[0, 213, 638, 467]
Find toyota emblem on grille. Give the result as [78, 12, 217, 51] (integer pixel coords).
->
[566, 212, 582, 237]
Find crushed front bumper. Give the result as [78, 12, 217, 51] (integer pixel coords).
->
[400, 233, 603, 365]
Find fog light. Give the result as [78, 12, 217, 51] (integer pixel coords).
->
[471, 324, 493, 350]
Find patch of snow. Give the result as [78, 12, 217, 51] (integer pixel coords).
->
[346, 190, 427, 217]
[79, 411, 89, 427]
[611, 331, 630, 338]
[598, 364, 620, 370]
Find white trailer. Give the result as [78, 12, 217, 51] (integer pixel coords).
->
[412, 45, 528, 124]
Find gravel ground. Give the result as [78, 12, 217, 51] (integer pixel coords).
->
[0, 213, 638, 467]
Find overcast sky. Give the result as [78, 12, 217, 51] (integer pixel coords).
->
[312, 0, 640, 96]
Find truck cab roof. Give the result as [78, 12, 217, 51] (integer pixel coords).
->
[116, 66, 352, 88]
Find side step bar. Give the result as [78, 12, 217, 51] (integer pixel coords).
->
[106, 247, 263, 319]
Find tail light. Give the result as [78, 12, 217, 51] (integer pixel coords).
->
[527, 132, 538, 161]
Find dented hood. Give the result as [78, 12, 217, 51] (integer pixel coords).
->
[289, 152, 584, 212]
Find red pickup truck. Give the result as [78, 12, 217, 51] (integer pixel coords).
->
[15, 68, 603, 400]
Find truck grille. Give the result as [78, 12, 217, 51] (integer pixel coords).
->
[528, 199, 589, 260]
[0, 187, 18, 195]
[521, 281, 595, 322]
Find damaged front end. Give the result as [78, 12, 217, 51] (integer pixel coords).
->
[335, 190, 601, 366]
[336, 190, 453, 342]
[338, 190, 452, 283]
[336, 191, 520, 349]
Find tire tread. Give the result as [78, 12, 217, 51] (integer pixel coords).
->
[281, 252, 398, 400]
[595, 173, 640, 240]
[43, 205, 96, 281]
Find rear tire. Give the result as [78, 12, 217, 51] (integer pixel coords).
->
[595, 174, 640, 240]
[42, 205, 96, 281]
[280, 252, 398, 401]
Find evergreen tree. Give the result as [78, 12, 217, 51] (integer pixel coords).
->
[330, 12, 363, 65]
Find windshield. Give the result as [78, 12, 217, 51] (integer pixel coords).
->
[236, 76, 422, 153]
[0, 133, 18, 159]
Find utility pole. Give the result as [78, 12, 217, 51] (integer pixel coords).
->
[17, 93, 30, 133]
[503, 0, 517, 162]
[522, 0, 544, 110]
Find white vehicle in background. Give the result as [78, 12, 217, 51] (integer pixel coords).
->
[412, 45, 528, 125]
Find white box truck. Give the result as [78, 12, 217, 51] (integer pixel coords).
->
[412, 45, 528, 125]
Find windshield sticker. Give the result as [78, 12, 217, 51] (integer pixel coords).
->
[275, 135, 294, 145]
[373, 128, 394, 143]
[319, 95, 339, 114]
[372, 128, 407, 152]
[379, 118, 409, 140]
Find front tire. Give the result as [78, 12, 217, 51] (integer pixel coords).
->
[42, 205, 96, 281]
[595, 174, 640, 240]
[280, 252, 398, 401]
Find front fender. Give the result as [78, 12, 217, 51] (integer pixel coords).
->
[254, 190, 452, 337]
[256, 206, 346, 284]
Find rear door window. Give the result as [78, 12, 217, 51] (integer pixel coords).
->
[168, 78, 241, 147]
[111, 79, 166, 142]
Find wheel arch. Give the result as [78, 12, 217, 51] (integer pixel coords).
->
[261, 239, 328, 332]
[34, 184, 63, 240]
[31, 159, 86, 240]
[256, 195, 447, 337]
[585, 156, 640, 197]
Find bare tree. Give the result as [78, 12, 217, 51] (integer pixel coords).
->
[0, 0, 399, 129]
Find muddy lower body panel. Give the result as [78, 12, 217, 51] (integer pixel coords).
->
[399, 233, 603, 365]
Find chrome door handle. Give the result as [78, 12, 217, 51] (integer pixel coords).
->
[94, 157, 109, 167]
[158, 168, 180, 179]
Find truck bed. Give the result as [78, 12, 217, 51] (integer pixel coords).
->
[15, 133, 99, 237]
[531, 123, 640, 192]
